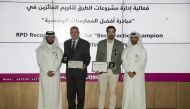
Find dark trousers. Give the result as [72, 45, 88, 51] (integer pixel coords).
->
[66, 70, 86, 109]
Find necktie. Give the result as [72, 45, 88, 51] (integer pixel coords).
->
[71, 41, 75, 52]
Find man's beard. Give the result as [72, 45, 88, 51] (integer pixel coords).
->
[108, 35, 114, 40]
[47, 40, 54, 45]
[131, 41, 137, 45]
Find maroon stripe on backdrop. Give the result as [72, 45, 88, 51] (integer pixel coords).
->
[0, 73, 190, 82]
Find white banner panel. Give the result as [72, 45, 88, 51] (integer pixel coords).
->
[0, 0, 190, 78]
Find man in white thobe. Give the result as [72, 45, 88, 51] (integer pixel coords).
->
[36, 31, 63, 109]
[121, 32, 147, 109]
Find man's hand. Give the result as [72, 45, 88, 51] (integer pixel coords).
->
[47, 71, 55, 77]
[95, 71, 101, 74]
[79, 64, 86, 70]
[128, 71, 136, 78]
[114, 64, 117, 69]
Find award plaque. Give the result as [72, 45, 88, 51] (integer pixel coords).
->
[108, 62, 115, 69]
[62, 55, 69, 63]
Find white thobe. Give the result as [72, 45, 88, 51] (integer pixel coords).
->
[121, 45, 147, 109]
[37, 45, 63, 109]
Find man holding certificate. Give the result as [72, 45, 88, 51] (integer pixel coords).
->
[95, 26, 124, 109]
[63, 26, 91, 109]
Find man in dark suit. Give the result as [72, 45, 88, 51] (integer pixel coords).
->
[63, 26, 91, 109]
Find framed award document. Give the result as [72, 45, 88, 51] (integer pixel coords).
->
[92, 62, 107, 72]
[68, 61, 83, 69]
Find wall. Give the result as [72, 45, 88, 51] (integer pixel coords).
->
[0, 82, 190, 109]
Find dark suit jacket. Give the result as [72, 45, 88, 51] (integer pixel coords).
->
[63, 38, 91, 76]
[96, 39, 124, 74]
